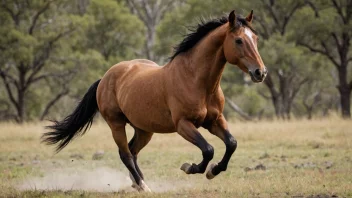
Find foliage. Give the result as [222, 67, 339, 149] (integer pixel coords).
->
[0, 0, 145, 122]
[0, 0, 351, 122]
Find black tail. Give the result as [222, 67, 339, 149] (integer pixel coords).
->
[42, 79, 101, 152]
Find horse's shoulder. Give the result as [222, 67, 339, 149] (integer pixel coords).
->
[210, 87, 225, 104]
[204, 87, 225, 121]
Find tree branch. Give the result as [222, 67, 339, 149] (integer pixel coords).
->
[0, 71, 19, 110]
[291, 77, 309, 100]
[28, 70, 74, 85]
[27, 73, 57, 84]
[0, 3, 16, 21]
[256, 16, 270, 39]
[303, 90, 321, 114]
[258, 90, 271, 100]
[331, 32, 341, 50]
[27, 28, 75, 85]
[331, 0, 347, 23]
[261, 0, 280, 28]
[141, 0, 153, 23]
[1, 1, 23, 26]
[125, 0, 149, 25]
[40, 88, 69, 120]
[298, 41, 340, 68]
[305, 0, 319, 17]
[225, 97, 253, 121]
[320, 41, 340, 67]
[0, 68, 19, 89]
[282, 2, 303, 35]
[28, 1, 51, 35]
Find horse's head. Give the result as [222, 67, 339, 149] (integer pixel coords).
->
[223, 10, 267, 83]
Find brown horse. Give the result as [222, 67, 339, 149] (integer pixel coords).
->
[42, 10, 266, 192]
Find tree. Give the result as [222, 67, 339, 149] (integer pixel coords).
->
[86, 0, 145, 63]
[242, 0, 315, 119]
[66, 0, 146, 100]
[123, 0, 180, 61]
[297, 0, 352, 118]
[0, 0, 82, 122]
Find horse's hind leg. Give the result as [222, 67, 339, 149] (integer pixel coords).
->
[128, 127, 153, 188]
[106, 116, 151, 192]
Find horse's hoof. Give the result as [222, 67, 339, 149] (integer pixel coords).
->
[131, 183, 138, 189]
[180, 163, 192, 174]
[206, 163, 217, 180]
[139, 180, 152, 192]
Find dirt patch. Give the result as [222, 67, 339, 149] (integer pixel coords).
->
[17, 167, 190, 192]
[244, 163, 266, 172]
[294, 161, 333, 169]
[18, 167, 130, 192]
[306, 194, 338, 198]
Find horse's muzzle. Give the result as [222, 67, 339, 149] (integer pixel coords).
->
[249, 67, 267, 83]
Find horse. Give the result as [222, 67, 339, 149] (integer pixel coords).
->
[42, 10, 267, 192]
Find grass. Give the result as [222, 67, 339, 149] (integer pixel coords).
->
[0, 118, 351, 197]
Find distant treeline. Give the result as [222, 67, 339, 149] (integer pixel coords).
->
[0, 0, 351, 122]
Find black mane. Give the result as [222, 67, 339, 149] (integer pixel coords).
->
[170, 15, 255, 60]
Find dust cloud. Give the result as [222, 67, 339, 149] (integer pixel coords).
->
[17, 167, 189, 192]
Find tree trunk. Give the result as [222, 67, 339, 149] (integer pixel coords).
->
[338, 61, 351, 118]
[145, 25, 155, 60]
[339, 85, 351, 118]
[264, 74, 282, 118]
[307, 108, 313, 120]
[17, 65, 27, 123]
[17, 90, 25, 123]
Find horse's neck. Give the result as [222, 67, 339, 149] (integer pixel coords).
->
[171, 25, 227, 94]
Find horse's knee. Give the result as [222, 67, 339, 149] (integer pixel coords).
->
[203, 144, 214, 161]
[226, 135, 237, 152]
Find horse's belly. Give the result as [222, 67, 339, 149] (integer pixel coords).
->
[118, 87, 175, 132]
[123, 104, 176, 133]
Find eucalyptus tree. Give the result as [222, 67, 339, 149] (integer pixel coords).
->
[0, 0, 146, 122]
[0, 0, 83, 122]
[296, 0, 352, 118]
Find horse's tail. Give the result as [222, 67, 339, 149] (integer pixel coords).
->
[41, 79, 101, 153]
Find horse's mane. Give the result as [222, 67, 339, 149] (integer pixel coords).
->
[170, 15, 256, 60]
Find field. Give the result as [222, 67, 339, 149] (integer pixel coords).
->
[0, 118, 351, 198]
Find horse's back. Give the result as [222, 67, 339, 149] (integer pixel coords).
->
[111, 59, 160, 78]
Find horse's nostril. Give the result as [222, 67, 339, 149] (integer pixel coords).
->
[254, 69, 261, 76]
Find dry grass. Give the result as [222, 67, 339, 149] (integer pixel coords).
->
[0, 118, 351, 197]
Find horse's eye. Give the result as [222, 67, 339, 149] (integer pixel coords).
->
[235, 39, 243, 45]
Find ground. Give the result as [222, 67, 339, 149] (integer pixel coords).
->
[0, 117, 351, 198]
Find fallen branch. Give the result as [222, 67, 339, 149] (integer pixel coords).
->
[225, 97, 253, 121]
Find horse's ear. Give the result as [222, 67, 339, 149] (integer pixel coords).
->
[246, 10, 254, 23]
[228, 10, 237, 29]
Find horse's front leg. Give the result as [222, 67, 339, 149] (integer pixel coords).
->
[205, 114, 237, 179]
[177, 119, 214, 174]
